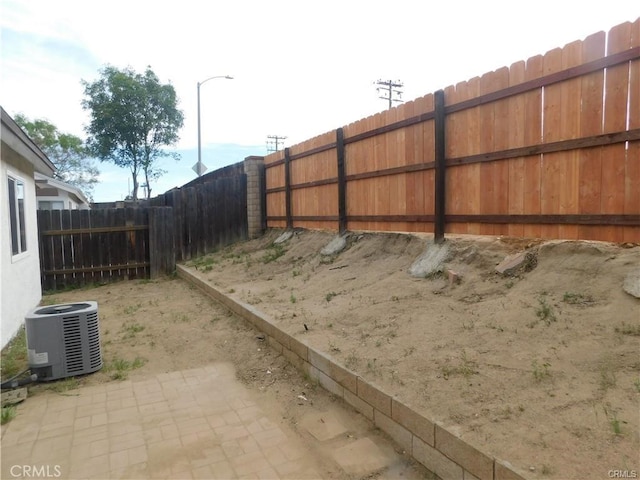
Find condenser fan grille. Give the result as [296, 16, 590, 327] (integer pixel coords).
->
[63, 316, 85, 374]
[87, 312, 102, 369]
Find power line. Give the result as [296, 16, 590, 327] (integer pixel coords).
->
[375, 79, 404, 109]
[266, 135, 287, 153]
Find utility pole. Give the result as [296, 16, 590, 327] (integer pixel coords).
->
[375, 79, 404, 109]
[266, 135, 287, 153]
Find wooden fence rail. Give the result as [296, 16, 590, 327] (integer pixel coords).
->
[264, 19, 640, 243]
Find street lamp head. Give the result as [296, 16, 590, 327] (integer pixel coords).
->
[225, 75, 234, 79]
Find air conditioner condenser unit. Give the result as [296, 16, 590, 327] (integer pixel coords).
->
[25, 301, 103, 381]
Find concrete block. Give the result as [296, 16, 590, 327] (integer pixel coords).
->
[289, 336, 308, 362]
[267, 336, 283, 354]
[413, 436, 463, 480]
[308, 349, 357, 393]
[495, 460, 529, 480]
[270, 326, 291, 350]
[464, 470, 481, 480]
[391, 398, 435, 446]
[448, 269, 461, 286]
[282, 347, 305, 372]
[344, 389, 374, 420]
[435, 424, 493, 480]
[373, 410, 412, 454]
[357, 377, 391, 417]
[309, 366, 344, 399]
[495, 252, 527, 275]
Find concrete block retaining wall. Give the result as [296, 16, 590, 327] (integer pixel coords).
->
[177, 265, 529, 480]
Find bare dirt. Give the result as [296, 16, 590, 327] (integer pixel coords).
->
[179, 229, 640, 480]
[26, 228, 639, 480]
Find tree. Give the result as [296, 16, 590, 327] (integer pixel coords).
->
[81, 65, 184, 200]
[14, 114, 99, 200]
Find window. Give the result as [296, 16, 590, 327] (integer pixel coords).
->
[8, 175, 27, 255]
[38, 200, 65, 210]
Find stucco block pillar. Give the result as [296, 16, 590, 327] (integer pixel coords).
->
[243, 156, 265, 238]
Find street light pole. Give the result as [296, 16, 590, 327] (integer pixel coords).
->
[196, 75, 233, 177]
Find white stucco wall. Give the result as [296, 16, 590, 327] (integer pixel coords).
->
[0, 157, 43, 349]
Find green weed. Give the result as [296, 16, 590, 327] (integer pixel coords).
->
[532, 360, 551, 382]
[563, 292, 595, 306]
[534, 295, 556, 326]
[614, 322, 640, 336]
[262, 243, 286, 263]
[106, 356, 146, 380]
[325, 292, 338, 302]
[1, 406, 16, 425]
[121, 322, 145, 339]
[123, 303, 142, 315]
[0, 327, 28, 380]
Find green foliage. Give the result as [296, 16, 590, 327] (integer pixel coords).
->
[534, 295, 556, 326]
[14, 114, 99, 200]
[1, 406, 16, 425]
[262, 243, 286, 263]
[1, 327, 28, 380]
[325, 292, 337, 302]
[106, 356, 146, 380]
[81, 65, 184, 199]
[532, 360, 551, 382]
[614, 322, 640, 336]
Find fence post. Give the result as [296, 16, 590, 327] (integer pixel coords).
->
[244, 156, 265, 238]
[434, 89, 446, 243]
[284, 147, 293, 229]
[336, 128, 347, 234]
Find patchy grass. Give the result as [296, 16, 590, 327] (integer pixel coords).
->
[1, 327, 28, 381]
[533, 295, 556, 326]
[104, 356, 146, 380]
[614, 322, 640, 336]
[262, 243, 286, 264]
[563, 292, 595, 306]
[120, 322, 145, 339]
[45, 377, 81, 394]
[1, 406, 17, 425]
[325, 292, 338, 302]
[440, 350, 478, 380]
[532, 360, 551, 382]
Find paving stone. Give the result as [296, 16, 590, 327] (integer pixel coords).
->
[299, 411, 348, 441]
[332, 437, 397, 476]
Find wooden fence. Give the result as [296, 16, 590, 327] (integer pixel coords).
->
[264, 19, 640, 243]
[39, 164, 248, 290]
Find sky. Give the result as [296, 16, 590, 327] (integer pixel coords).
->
[1, 1, 638, 201]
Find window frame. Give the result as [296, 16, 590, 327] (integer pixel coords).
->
[7, 172, 28, 260]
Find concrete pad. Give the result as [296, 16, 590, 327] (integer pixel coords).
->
[299, 411, 348, 441]
[332, 437, 397, 476]
[274, 230, 293, 244]
[320, 235, 348, 256]
[409, 241, 449, 278]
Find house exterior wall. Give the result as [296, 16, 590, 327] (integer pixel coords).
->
[1, 148, 43, 349]
[38, 190, 81, 210]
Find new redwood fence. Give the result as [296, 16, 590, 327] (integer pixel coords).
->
[38, 165, 248, 290]
[264, 19, 640, 243]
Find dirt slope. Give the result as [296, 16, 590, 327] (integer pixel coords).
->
[184, 229, 640, 479]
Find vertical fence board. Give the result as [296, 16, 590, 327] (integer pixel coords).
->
[557, 40, 583, 240]
[507, 61, 526, 237]
[60, 210, 73, 288]
[540, 47, 563, 239]
[626, 19, 640, 242]
[603, 22, 633, 242]
[523, 55, 544, 239]
[578, 32, 607, 240]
